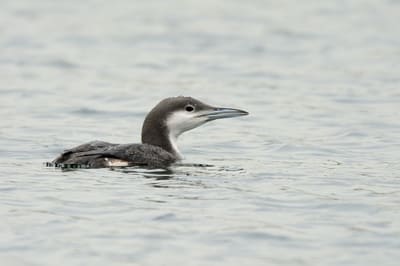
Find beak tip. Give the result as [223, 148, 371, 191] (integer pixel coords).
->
[234, 109, 249, 116]
[203, 107, 249, 121]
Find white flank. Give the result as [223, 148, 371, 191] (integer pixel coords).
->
[104, 158, 129, 167]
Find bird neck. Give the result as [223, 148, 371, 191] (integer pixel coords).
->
[141, 121, 182, 159]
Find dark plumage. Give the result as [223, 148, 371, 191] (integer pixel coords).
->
[52, 141, 176, 168]
[52, 96, 248, 169]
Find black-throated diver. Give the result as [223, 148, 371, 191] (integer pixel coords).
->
[52, 96, 248, 168]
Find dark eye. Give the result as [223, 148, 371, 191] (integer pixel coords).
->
[185, 105, 194, 112]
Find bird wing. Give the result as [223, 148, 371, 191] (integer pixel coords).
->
[76, 143, 176, 168]
[53, 142, 176, 168]
[52, 140, 117, 164]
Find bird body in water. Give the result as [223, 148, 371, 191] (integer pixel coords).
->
[52, 96, 248, 168]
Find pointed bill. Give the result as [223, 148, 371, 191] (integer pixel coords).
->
[198, 107, 249, 121]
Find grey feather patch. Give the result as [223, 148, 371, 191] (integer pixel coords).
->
[52, 141, 177, 169]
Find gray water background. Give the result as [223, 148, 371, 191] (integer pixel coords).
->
[1, 0, 400, 265]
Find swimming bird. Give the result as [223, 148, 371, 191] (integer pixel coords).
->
[52, 96, 248, 168]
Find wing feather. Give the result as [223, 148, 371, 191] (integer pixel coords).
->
[53, 142, 176, 168]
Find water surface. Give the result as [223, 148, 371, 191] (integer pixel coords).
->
[1, 1, 400, 265]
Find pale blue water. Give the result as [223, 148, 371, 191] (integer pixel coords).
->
[1, 1, 400, 265]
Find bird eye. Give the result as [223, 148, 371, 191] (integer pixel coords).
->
[185, 105, 194, 112]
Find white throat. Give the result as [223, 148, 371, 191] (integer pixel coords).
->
[165, 110, 208, 160]
[168, 133, 183, 159]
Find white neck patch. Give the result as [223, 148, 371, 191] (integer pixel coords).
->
[165, 110, 208, 159]
[168, 134, 182, 159]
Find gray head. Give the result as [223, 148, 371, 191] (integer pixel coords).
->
[141, 96, 248, 158]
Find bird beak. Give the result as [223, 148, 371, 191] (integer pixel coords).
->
[199, 107, 249, 121]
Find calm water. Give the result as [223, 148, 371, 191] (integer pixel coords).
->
[1, 1, 400, 265]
